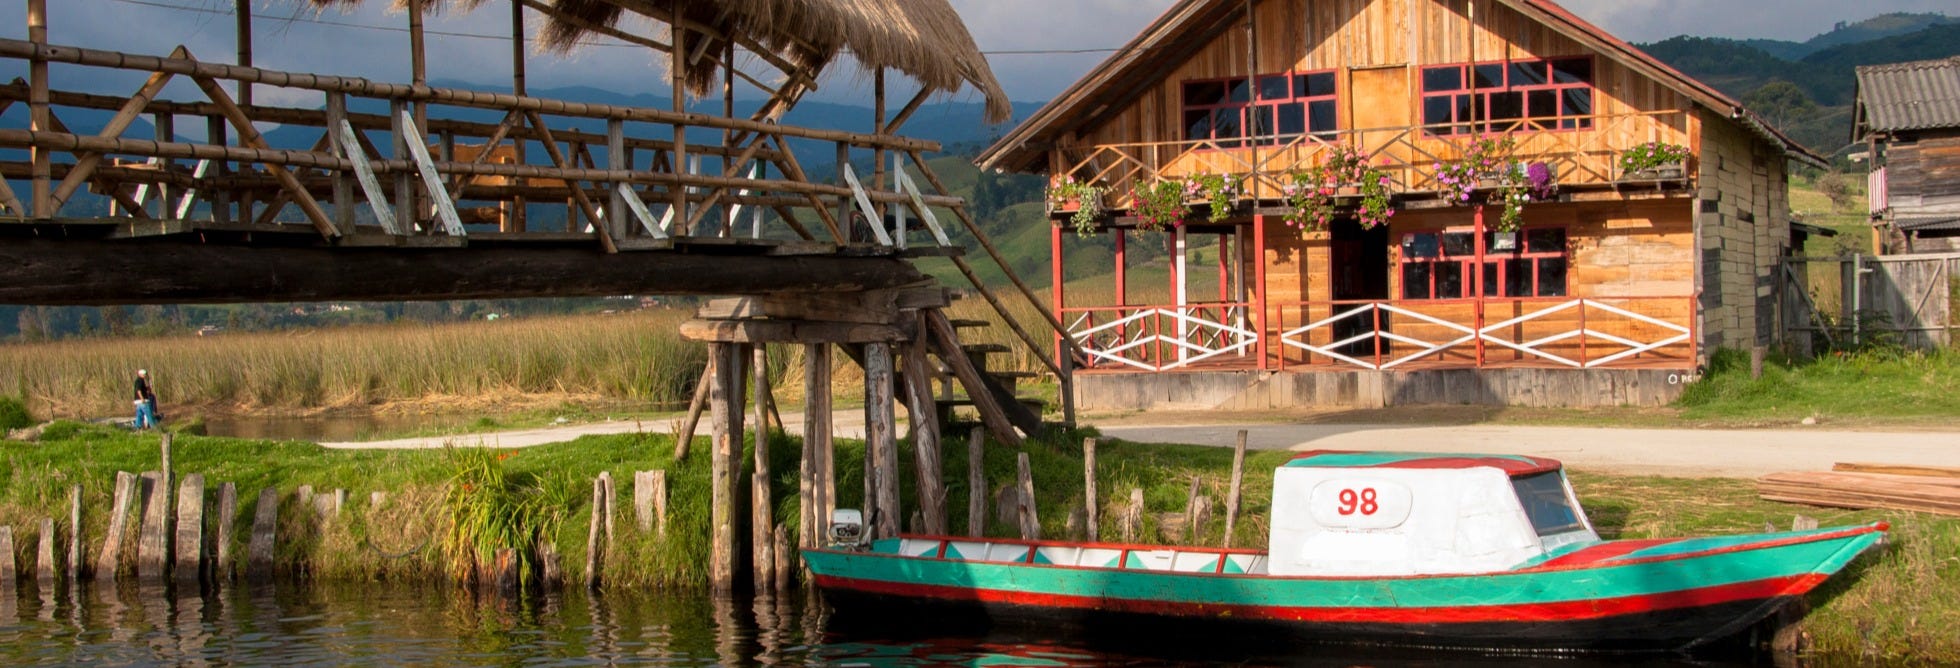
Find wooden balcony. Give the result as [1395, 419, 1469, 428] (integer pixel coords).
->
[1053, 111, 1696, 215]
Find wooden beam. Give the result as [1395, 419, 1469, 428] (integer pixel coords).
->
[903, 330, 946, 535]
[523, 110, 615, 252]
[678, 319, 905, 344]
[923, 309, 1024, 449]
[50, 48, 180, 213]
[0, 236, 930, 305]
[707, 342, 745, 592]
[749, 344, 774, 589]
[865, 342, 901, 539]
[801, 343, 833, 550]
[188, 69, 337, 238]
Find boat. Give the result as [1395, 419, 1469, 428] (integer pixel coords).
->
[803, 451, 1887, 653]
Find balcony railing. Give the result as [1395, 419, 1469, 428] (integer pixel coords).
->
[1055, 111, 1694, 213]
[1065, 296, 1696, 373]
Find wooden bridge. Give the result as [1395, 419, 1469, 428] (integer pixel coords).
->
[1, 0, 1081, 593]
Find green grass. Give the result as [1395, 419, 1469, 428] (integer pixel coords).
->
[1676, 348, 1960, 427]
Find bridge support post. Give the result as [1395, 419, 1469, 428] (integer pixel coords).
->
[707, 342, 747, 593]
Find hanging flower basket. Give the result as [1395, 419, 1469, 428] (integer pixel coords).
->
[1130, 180, 1188, 232]
[1047, 176, 1106, 236]
[1619, 142, 1691, 181]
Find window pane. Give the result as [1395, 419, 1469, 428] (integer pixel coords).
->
[1185, 109, 1213, 140]
[1457, 94, 1479, 123]
[1442, 232, 1474, 257]
[1487, 230, 1519, 253]
[1305, 72, 1338, 97]
[1482, 262, 1499, 297]
[1526, 228, 1566, 253]
[1489, 91, 1525, 120]
[1226, 79, 1252, 103]
[1423, 96, 1455, 129]
[1537, 257, 1568, 297]
[1213, 108, 1243, 139]
[1562, 88, 1593, 116]
[1505, 258, 1533, 297]
[1185, 81, 1227, 107]
[1402, 263, 1433, 300]
[1277, 103, 1306, 136]
[1258, 75, 1291, 100]
[1510, 61, 1548, 87]
[1249, 105, 1275, 139]
[1404, 232, 1440, 259]
[1475, 64, 1506, 89]
[1423, 66, 1462, 92]
[1528, 90, 1558, 128]
[1553, 58, 1592, 85]
[1436, 263, 1464, 299]
[1308, 100, 1338, 134]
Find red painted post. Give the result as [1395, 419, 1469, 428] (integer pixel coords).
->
[1114, 231, 1127, 307]
[1052, 224, 1065, 372]
[1217, 233, 1230, 303]
[1254, 215, 1269, 371]
[1473, 206, 1486, 368]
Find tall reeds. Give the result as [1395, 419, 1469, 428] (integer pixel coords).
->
[0, 310, 708, 417]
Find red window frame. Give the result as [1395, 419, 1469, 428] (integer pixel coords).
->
[1399, 227, 1570, 300]
[1182, 70, 1340, 149]
[1421, 57, 1595, 136]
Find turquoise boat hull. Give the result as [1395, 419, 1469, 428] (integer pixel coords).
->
[805, 522, 1886, 653]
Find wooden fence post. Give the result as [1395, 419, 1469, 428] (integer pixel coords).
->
[967, 428, 985, 538]
[1223, 430, 1247, 548]
[1083, 438, 1098, 542]
[216, 482, 238, 582]
[174, 474, 205, 586]
[800, 342, 833, 551]
[246, 486, 277, 583]
[36, 518, 55, 591]
[0, 527, 13, 596]
[1184, 477, 1202, 544]
[772, 523, 792, 594]
[137, 471, 170, 582]
[1122, 489, 1144, 542]
[633, 471, 657, 533]
[95, 471, 136, 584]
[708, 342, 746, 592]
[903, 339, 945, 535]
[1015, 452, 1040, 540]
[865, 342, 900, 540]
[66, 485, 81, 583]
[752, 345, 775, 590]
[585, 475, 607, 590]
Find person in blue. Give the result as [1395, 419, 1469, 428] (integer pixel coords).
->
[133, 368, 158, 429]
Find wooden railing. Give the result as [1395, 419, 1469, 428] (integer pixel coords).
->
[1064, 296, 1696, 372]
[1055, 111, 1695, 211]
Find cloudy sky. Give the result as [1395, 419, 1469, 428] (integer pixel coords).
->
[0, 0, 1952, 108]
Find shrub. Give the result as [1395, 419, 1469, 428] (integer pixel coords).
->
[0, 396, 31, 431]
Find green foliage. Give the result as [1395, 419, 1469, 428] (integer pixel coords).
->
[0, 396, 31, 431]
[1618, 141, 1691, 176]
[440, 447, 566, 589]
[1128, 180, 1187, 232]
[1046, 176, 1105, 236]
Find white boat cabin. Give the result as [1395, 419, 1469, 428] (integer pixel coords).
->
[1267, 451, 1598, 576]
[870, 451, 1598, 577]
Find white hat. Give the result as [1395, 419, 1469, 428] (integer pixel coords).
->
[138, 369, 147, 375]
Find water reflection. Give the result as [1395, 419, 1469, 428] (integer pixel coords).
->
[0, 582, 1772, 666]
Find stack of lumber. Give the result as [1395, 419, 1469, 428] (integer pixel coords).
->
[1757, 463, 1960, 518]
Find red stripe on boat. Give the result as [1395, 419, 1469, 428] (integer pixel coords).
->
[813, 573, 1829, 624]
[1535, 539, 1674, 567]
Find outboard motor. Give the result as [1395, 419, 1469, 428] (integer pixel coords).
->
[827, 509, 867, 550]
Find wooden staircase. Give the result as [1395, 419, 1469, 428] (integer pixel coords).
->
[927, 316, 1049, 439]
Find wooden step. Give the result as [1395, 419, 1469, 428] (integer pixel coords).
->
[946, 318, 992, 329]
[988, 371, 1039, 380]
[961, 343, 1011, 356]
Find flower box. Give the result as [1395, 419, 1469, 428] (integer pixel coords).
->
[1626, 162, 1686, 180]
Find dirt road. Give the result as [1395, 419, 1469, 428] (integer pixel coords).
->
[324, 411, 1957, 478]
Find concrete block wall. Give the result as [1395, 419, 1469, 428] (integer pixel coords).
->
[1695, 113, 1793, 357]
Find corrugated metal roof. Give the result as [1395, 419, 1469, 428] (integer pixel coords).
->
[1857, 57, 1960, 134]
[1898, 215, 1960, 231]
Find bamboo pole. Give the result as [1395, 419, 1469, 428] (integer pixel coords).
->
[1223, 430, 1247, 548]
[1015, 452, 1040, 540]
[49, 53, 180, 212]
[1083, 438, 1098, 542]
[0, 40, 941, 152]
[751, 345, 775, 589]
[188, 66, 337, 238]
[707, 342, 745, 592]
[673, 357, 713, 461]
[27, 0, 50, 218]
[902, 335, 946, 535]
[966, 427, 985, 538]
[802, 343, 833, 550]
[865, 343, 902, 539]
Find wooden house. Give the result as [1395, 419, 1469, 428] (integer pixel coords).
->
[978, 0, 1823, 409]
[1856, 56, 1960, 254]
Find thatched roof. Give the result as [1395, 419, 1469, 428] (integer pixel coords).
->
[306, 0, 1011, 123]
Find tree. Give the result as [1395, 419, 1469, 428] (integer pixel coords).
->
[100, 306, 130, 336]
[1818, 171, 1855, 213]
[1743, 80, 1818, 133]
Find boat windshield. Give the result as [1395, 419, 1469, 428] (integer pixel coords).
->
[1512, 471, 1585, 536]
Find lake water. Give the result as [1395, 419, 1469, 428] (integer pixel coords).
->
[0, 582, 1772, 666]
